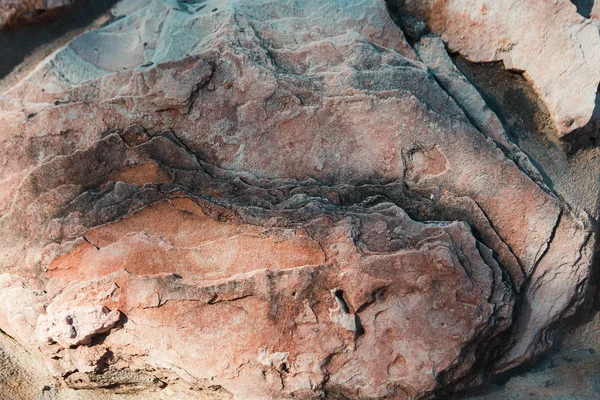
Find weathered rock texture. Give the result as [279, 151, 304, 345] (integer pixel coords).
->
[0, 0, 598, 399]
[393, 0, 600, 137]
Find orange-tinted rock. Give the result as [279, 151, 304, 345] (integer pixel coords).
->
[0, 0, 595, 398]
[47, 198, 326, 284]
[35, 199, 513, 399]
[108, 162, 172, 186]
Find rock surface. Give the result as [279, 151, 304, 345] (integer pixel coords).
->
[0, 0, 74, 29]
[393, 0, 600, 137]
[0, 0, 598, 399]
[453, 348, 600, 400]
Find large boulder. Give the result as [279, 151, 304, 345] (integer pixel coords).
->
[0, 0, 595, 398]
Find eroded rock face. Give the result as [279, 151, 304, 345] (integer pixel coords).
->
[0, 0, 596, 399]
[38, 305, 121, 347]
[0, 130, 518, 398]
[32, 188, 515, 399]
[393, 0, 600, 137]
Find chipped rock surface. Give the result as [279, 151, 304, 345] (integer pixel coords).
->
[0, 0, 597, 399]
[38, 305, 121, 347]
[393, 0, 600, 137]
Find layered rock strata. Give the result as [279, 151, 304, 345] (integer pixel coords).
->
[0, 0, 596, 399]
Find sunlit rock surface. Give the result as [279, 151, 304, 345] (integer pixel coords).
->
[393, 0, 600, 137]
[0, 0, 598, 399]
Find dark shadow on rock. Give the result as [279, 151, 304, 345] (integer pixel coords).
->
[384, 1, 562, 197]
[385, 0, 429, 45]
[571, 0, 595, 18]
[450, 57, 556, 146]
[447, 346, 600, 399]
[450, 56, 600, 223]
[561, 88, 600, 155]
[382, 7, 600, 396]
[449, 57, 559, 195]
[446, 221, 600, 399]
[442, 55, 600, 400]
[551, 212, 600, 345]
[0, 0, 119, 81]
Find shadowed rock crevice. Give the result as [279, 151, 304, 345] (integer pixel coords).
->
[390, 0, 600, 137]
[385, 1, 558, 203]
[450, 58, 556, 143]
[571, 0, 595, 18]
[449, 57, 600, 224]
[561, 88, 600, 154]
